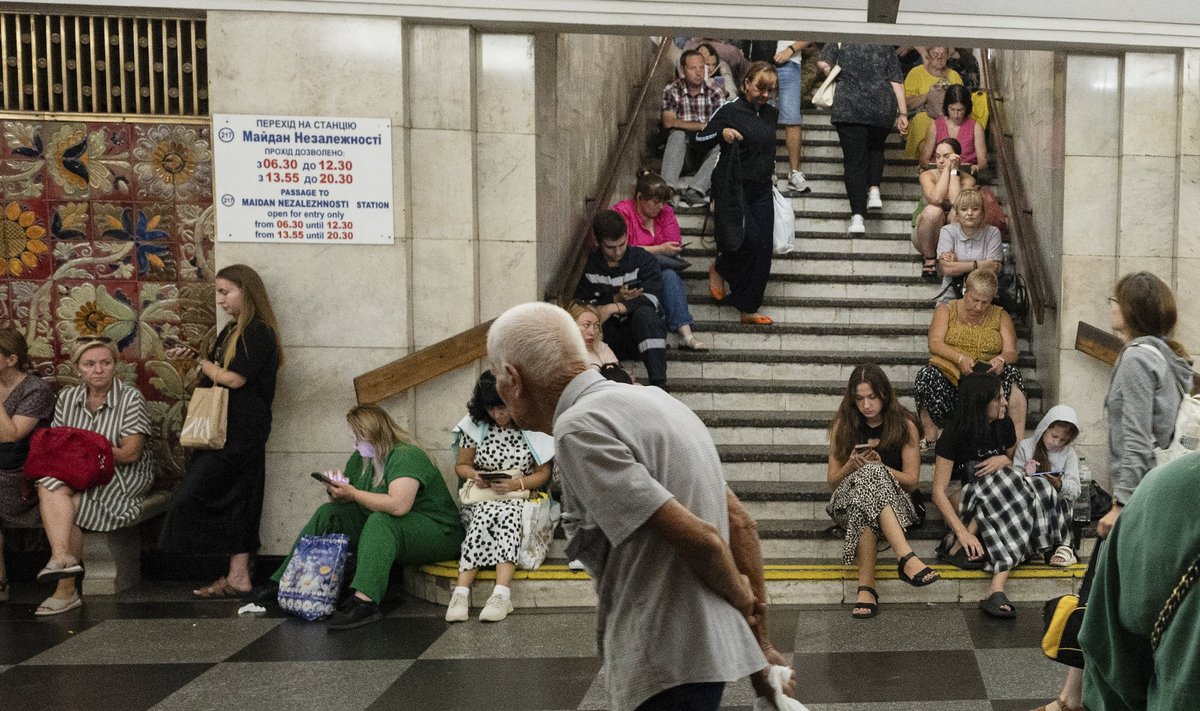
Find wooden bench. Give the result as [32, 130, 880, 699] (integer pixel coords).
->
[3, 489, 172, 596]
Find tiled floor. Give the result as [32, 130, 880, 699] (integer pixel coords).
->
[0, 582, 1064, 710]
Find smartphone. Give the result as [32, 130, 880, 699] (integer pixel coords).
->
[479, 470, 513, 481]
[310, 471, 337, 486]
[853, 444, 873, 452]
[1030, 470, 1063, 478]
[680, 241, 692, 249]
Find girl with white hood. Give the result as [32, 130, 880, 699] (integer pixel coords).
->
[1012, 405, 1081, 566]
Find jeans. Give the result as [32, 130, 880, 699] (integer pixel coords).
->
[834, 122, 891, 215]
[634, 682, 725, 711]
[662, 129, 720, 195]
[660, 269, 694, 331]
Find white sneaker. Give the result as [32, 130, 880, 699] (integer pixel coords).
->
[867, 189, 883, 210]
[444, 591, 469, 622]
[479, 593, 513, 622]
[787, 170, 811, 193]
[848, 214, 866, 234]
[567, 559, 586, 572]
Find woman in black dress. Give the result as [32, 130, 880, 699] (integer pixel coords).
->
[160, 264, 283, 598]
[696, 60, 779, 325]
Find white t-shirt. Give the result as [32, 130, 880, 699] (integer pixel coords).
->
[775, 41, 804, 65]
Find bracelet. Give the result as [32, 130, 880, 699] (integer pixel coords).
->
[518, 478, 525, 491]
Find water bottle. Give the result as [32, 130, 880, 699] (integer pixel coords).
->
[1073, 458, 1092, 523]
[1180, 421, 1200, 452]
[1001, 242, 1011, 267]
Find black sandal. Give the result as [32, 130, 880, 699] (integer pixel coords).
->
[921, 257, 939, 282]
[851, 585, 878, 619]
[896, 551, 940, 587]
[979, 591, 1017, 619]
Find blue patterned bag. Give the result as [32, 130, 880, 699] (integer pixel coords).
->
[277, 533, 351, 621]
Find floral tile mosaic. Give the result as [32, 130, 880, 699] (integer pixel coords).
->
[0, 119, 215, 487]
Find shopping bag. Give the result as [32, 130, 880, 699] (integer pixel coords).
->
[277, 533, 351, 621]
[516, 492, 560, 570]
[772, 187, 796, 254]
[179, 385, 228, 449]
[812, 64, 840, 109]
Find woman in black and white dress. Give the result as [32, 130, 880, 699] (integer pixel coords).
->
[445, 371, 553, 624]
[35, 338, 154, 615]
[827, 364, 938, 619]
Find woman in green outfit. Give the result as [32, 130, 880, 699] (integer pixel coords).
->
[269, 404, 464, 630]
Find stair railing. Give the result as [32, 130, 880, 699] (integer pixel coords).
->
[354, 38, 670, 404]
[980, 51, 1057, 325]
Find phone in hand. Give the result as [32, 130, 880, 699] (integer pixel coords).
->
[479, 470, 514, 482]
[853, 444, 873, 453]
[311, 471, 337, 486]
[1029, 469, 1063, 478]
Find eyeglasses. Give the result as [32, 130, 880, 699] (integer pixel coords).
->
[1108, 297, 1118, 304]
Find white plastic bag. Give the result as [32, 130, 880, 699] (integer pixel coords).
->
[751, 665, 811, 711]
[516, 492, 560, 570]
[772, 187, 795, 255]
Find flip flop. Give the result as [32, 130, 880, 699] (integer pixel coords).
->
[193, 577, 250, 600]
[35, 593, 82, 616]
[979, 591, 1016, 619]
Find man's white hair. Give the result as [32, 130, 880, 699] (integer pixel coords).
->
[488, 302, 589, 388]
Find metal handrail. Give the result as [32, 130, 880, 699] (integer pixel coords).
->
[545, 37, 671, 306]
[980, 50, 1057, 325]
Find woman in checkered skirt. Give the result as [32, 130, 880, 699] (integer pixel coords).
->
[826, 364, 939, 619]
[931, 372, 1069, 619]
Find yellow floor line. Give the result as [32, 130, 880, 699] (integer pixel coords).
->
[417, 561, 1088, 582]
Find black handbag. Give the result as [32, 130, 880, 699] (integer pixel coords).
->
[711, 142, 744, 253]
[995, 246, 1029, 321]
[1089, 480, 1113, 519]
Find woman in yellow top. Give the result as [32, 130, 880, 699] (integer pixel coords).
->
[903, 46, 962, 160]
[913, 269, 1027, 447]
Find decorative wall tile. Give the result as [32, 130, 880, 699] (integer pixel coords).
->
[1, 120, 214, 487]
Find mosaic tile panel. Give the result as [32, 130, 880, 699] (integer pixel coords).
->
[0, 119, 216, 486]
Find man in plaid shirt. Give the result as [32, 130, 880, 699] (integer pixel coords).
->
[661, 50, 725, 207]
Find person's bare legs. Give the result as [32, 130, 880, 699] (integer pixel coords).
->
[918, 408, 939, 444]
[786, 125, 803, 172]
[854, 528, 878, 614]
[1008, 385, 1028, 440]
[455, 568, 479, 590]
[37, 484, 84, 600]
[225, 552, 252, 592]
[1058, 668, 1084, 709]
[494, 562, 516, 588]
[878, 505, 935, 581]
[914, 205, 945, 259]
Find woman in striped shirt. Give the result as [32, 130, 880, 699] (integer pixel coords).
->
[34, 338, 154, 616]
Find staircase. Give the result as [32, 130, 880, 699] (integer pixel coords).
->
[404, 111, 1087, 610]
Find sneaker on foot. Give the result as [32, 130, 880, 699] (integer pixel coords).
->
[479, 593, 514, 622]
[788, 170, 811, 193]
[679, 188, 708, 207]
[567, 559, 587, 572]
[848, 214, 866, 234]
[445, 591, 470, 622]
[327, 595, 383, 631]
[867, 189, 883, 210]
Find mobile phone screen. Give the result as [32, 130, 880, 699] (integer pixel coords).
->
[310, 471, 336, 486]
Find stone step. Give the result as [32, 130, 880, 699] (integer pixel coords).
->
[687, 294, 936, 326]
[682, 249, 922, 277]
[404, 560, 1088, 607]
[699, 410, 1044, 448]
[675, 202, 914, 222]
[768, 191, 922, 211]
[680, 227, 915, 250]
[772, 179, 924, 198]
[679, 271, 942, 299]
[778, 136, 905, 150]
[665, 321, 1031, 354]
[778, 145, 908, 161]
[677, 212, 913, 235]
[777, 154, 919, 176]
[663, 376, 1043, 420]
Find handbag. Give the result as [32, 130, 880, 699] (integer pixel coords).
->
[24, 426, 115, 490]
[980, 187, 1008, 234]
[812, 63, 840, 109]
[1042, 592, 1086, 667]
[771, 186, 796, 255]
[179, 385, 228, 449]
[277, 533, 351, 621]
[516, 492, 561, 570]
[1088, 480, 1113, 519]
[459, 474, 531, 505]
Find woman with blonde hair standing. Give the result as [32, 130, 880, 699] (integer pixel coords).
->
[160, 264, 284, 599]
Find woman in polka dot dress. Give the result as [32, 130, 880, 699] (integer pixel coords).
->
[445, 372, 554, 623]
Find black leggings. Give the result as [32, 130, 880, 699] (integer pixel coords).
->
[834, 122, 891, 215]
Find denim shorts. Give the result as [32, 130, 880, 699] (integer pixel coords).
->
[775, 60, 803, 125]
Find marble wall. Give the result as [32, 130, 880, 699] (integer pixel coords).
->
[997, 49, 1200, 484]
[207, 15, 648, 553]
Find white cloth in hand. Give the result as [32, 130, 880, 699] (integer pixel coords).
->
[751, 665, 810, 711]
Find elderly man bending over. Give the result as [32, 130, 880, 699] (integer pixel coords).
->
[487, 302, 796, 711]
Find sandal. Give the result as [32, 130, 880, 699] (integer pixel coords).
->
[851, 585, 878, 619]
[896, 551, 940, 587]
[193, 576, 251, 600]
[37, 556, 83, 583]
[921, 257, 938, 282]
[919, 437, 936, 452]
[739, 313, 773, 326]
[1048, 545, 1077, 568]
[35, 593, 82, 617]
[708, 264, 726, 301]
[680, 335, 708, 351]
[979, 590, 1016, 619]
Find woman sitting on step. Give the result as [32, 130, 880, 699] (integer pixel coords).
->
[931, 372, 1069, 619]
[914, 268, 1027, 447]
[827, 364, 939, 619]
[611, 170, 706, 350]
[913, 137, 977, 280]
[446, 371, 554, 624]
